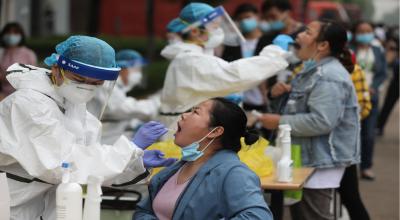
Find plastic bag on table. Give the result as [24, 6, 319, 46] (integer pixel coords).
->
[238, 137, 274, 177]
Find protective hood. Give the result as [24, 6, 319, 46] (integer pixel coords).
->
[6, 63, 64, 105]
[160, 42, 203, 60]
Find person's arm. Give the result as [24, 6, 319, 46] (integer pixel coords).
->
[279, 79, 348, 137]
[0, 94, 146, 185]
[222, 165, 273, 220]
[176, 45, 288, 96]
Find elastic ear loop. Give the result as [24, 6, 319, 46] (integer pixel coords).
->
[180, 18, 207, 46]
[59, 68, 72, 85]
[50, 67, 66, 86]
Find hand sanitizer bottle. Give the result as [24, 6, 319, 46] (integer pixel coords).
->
[277, 125, 293, 182]
[56, 162, 82, 220]
[83, 175, 104, 220]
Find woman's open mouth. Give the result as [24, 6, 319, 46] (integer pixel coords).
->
[176, 122, 182, 134]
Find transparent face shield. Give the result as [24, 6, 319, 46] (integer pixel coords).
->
[183, 6, 245, 47]
[56, 55, 120, 120]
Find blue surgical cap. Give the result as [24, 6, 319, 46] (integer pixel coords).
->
[166, 18, 186, 33]
[169, 3, 214, 33]
[44, 35, 117, 68]
[116, 49, 147, 68]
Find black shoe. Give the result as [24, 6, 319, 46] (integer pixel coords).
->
[361, 170, 375, 181]
[376, 128, 384, 137]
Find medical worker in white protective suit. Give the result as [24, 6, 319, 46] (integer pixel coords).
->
[88, 49, 161, 144]
[0, 36, 177, 220]
[158, 3, 293, 135]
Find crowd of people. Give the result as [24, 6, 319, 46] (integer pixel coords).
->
[0, 0, 398, 220]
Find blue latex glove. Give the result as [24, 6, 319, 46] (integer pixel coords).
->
[143, 150, 178, 168]
[132, 121, 168, 149]
[272, 34, 294, 51]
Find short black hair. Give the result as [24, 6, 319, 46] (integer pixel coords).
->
[209, 97, 258, 152]
[261, 0, 292, 13]
[233, 3, 259, 20]
[0, 22, 26, 48]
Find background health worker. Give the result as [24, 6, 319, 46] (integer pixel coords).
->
[157, 2, 291, 134]
[88, 49, 161, 144]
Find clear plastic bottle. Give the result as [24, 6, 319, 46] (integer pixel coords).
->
[56, 162, 83, 220]
[83, 175, 104, 220]
[277, 125, 293, 182]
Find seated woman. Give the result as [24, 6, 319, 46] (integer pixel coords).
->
[133, 97, 273, 220]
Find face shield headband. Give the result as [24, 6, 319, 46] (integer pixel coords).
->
[56, 55, 120, 81]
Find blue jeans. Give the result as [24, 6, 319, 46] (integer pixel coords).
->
[360, 94, 379, 170]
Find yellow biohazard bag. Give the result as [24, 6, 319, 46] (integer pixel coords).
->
[147, 139, 182, 176]
[238, 137, 274, 177]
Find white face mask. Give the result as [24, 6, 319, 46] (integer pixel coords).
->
[122, 71, 142, 92]
[3, 34, 21, 46]
[57, 81, 99, 104]
[204, 28, 225, 49]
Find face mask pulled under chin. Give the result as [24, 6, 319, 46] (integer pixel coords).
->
[57, 81, 99, 104]
[204, 28, 225, 49]
[181, 128, 217, 161]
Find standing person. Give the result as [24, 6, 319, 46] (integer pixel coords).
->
[259, 0, 304, 44]
[0, 36, 176, 220]
[338, 52, 372, 220]
[134, 98, 273, 220]
[351, 21, 387, 180]
[255, 21, 360, 220]
[222, 3, 268, 113]
[259, 0, 305, 87]
[377, 34, 399, 136]
[88, 49, 161, 144]
[0, 22, 37, 99]
[158, 2, 291, 135]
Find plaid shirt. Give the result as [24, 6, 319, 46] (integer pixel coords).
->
[351, 64, 372, 119]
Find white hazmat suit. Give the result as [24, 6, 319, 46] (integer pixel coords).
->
[0, 64, 147, 220]
[158, 42, 288, 133]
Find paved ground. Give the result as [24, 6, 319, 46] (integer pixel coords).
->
[358, 102, 399, 220]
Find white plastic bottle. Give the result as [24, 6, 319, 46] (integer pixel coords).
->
[277, 124, 293, 182]
[83, 175, 104, 220]
[56, 162, 83, 220]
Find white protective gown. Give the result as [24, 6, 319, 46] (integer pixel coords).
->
[88, 80, 160, 144]
[0, 63, 146, 220]
[158, 42, 288, 135]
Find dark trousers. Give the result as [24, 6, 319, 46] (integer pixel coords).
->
[361, 95, 379, 170]
[377, 72, 399, 133]
[338, 164, 371, 220]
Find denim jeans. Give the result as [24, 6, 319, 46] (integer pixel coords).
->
[360, 94, 379, 170]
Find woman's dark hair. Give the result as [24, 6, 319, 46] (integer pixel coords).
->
[351, 20, 373, 34]
[208, 97, 259, 152]
[0, 22, 26, 48]
[233, 3, 259, 20]
[261, 0, 292, 13]
[317, 20, 355, 73]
